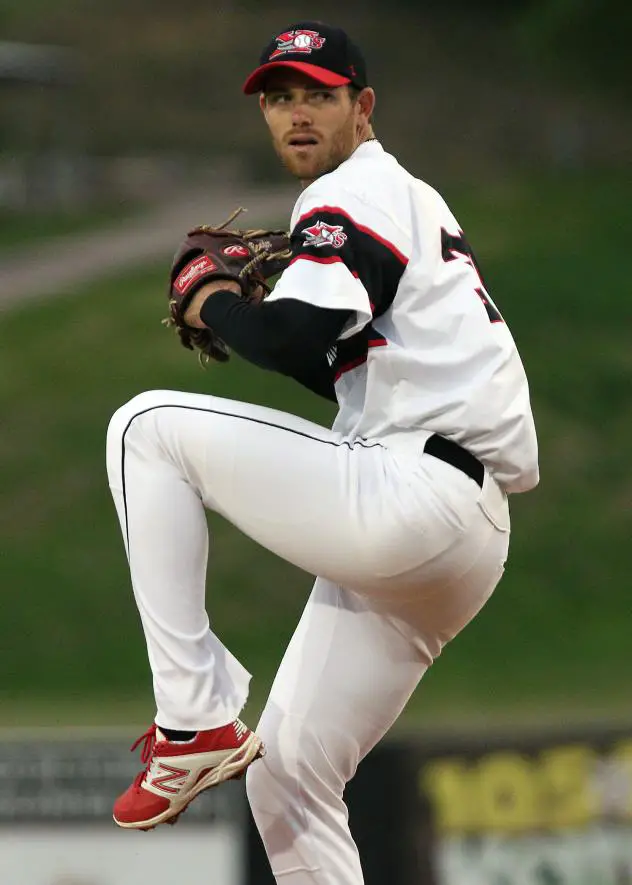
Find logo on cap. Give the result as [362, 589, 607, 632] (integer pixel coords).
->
[270, 30, 326, 60]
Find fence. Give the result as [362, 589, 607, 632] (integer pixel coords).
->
[3, 721, 631, 885]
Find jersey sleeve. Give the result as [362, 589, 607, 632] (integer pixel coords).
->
[266, 181, 411, 340]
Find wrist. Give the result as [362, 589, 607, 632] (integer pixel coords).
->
[184, 279, 241, 327]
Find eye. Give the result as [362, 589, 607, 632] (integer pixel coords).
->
[266, 93, 291, 106]
[310, 90, 336, 102]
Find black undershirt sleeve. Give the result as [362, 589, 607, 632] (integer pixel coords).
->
[199, 290, 351, 403]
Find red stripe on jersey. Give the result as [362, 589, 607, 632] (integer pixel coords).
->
[289, 254, 341, 267]
[334, 337, 388, 381]
[289, 254, 360, 277]
[296, 205, 409, 265]
[334, 355, 367, 381]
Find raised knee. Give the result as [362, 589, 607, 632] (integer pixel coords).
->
[108, 390, 172, 436]
[106, 390, 175, 484]
[107, 389, 180, 452]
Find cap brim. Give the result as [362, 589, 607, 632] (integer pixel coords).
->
[242, 61, 351, 95]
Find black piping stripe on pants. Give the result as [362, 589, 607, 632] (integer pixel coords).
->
[118, 403, 383, 552]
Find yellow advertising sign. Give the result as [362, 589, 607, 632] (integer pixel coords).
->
[421, 739, 632, 834]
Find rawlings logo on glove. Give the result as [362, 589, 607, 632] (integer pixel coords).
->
[222, 243, 250, 258]
[164, 207, 292, 364]
[174, 255, 218, 295]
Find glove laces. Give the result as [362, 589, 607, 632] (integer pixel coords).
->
[240, 242, 293, 280]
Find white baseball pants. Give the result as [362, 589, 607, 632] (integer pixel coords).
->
[106, 388, 510, 885]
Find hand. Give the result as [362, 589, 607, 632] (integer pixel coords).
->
[183, 279, 242, 328]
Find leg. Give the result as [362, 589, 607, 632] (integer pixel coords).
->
[247, 535, 507, 885]
[106, 388, 476, 730]
[106, 387, 392, 829]
[246, 578, 424, 885]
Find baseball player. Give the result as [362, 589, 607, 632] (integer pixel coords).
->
[106, 19, 539, 884]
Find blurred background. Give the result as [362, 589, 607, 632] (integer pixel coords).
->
[0, 0, 630, 883]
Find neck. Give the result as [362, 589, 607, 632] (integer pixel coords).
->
[299, 132, 378, 189]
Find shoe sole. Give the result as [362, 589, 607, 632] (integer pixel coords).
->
[113, 732, 264, 831]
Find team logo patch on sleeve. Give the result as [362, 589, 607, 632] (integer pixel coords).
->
[174, 255, 217, 295]
[270, 30, 326, 59]
[302, 220, 347, 249]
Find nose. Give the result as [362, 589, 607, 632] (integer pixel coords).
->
[291, 99, 312, 127]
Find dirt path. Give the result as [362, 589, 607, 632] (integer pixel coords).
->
[0, 183, 298, 311]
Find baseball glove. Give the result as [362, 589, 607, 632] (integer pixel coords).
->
[164, 207, 292, 364]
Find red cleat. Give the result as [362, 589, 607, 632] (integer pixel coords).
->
[113, 719, 264, 830]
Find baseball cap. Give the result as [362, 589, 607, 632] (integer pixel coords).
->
[242, 22, 368, 95]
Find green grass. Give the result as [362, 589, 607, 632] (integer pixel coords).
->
[1, 170, 630, 729]
[0, 203, 135, 253]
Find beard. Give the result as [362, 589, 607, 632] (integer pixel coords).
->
[273, 115, 357, 182]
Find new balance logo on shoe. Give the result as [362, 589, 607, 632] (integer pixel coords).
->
[149, 761, 189, 794]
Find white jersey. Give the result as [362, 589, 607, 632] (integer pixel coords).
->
[266, 140, 539, 493]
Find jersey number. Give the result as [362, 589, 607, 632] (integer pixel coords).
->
[441, 228, 503, 323]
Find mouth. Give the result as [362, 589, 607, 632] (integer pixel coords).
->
[286, 134, 320, 148]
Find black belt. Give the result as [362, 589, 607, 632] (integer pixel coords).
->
[424, 434, 485, 488]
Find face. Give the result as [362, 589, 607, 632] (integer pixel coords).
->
[259, 72, 374, 184]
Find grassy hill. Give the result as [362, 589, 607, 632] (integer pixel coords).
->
[0, 204, 133, 254]
[1, 170, 629, 730]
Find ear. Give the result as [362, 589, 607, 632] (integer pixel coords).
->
[357, 87, 376, 123]
[259, 92, 268, 123]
